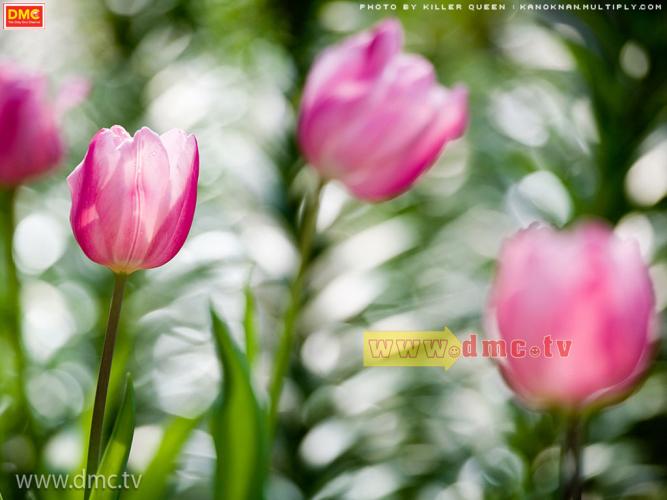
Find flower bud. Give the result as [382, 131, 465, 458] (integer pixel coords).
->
[68, 126, 199, 274]
[0, 63, 87, 186]
[297, 19, 468, 201]
[487, 222, 658, 410]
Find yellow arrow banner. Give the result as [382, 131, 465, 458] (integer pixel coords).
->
[363, 327, 462, 370]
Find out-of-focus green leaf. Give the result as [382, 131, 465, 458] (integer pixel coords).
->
[90, 375, 135, 500]
[244, 285, 258, 365]
[125, 416, 199, 500]
[210, 307, 267, 500]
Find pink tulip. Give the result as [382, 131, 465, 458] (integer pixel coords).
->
[297, 19, 468, 202]
[487, 222, 658, 410]
[68, 126, 199, 274]
[0, 63, 88, 186]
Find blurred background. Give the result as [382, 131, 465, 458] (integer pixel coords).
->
[1, 0, 666, 498]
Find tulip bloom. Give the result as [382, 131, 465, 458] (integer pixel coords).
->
[69, 126, 198, 489]
[487, 222, 658, 411]
[0, 63, 87, 186]
[297, 19, 468, 201]
[68, 126, 199, 274]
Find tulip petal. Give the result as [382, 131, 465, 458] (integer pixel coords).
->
[301, 19, 402, 114]
[345, 86, 468, 201]
[142, 133, 199, 268]
[68, 129, 119, 266]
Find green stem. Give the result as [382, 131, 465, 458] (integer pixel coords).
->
[560, 414, 584, 500]
[85, 273, 127, 499]
[0, 189, 31, 431]
[268, 180, 324, 438]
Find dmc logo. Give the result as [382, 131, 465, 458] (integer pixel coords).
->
[3, 3, 45, 29]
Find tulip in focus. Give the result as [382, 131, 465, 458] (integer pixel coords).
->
[297, 19, 468, 201]
[0, 63, 88, 186]
[487, 222, 657, 411]
[68, 125, 199, 274]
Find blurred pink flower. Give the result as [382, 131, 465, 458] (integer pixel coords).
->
[0, 63, 88, 187]
[297, 19, 468, 201]
[487, 222, 658, 411]
[68, 126, 199, 274]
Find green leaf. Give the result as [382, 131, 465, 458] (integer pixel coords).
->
[125, 416, 199, 500]
[89, 375, 136, 500]
[210, 307, 267, 500]
[243, 285, 258, 365]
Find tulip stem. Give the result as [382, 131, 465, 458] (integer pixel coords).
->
[85, 273, 127, 499]
[268, 179, 325, 438]
[0, 189, 32, 435]
[561, 414, 584, 500]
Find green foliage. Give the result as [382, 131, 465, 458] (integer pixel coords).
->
[126, 417, 200, 500]
[210, 308, 268, 500]
[244, 284, 259, 366]
[90, 376, 135, 500]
